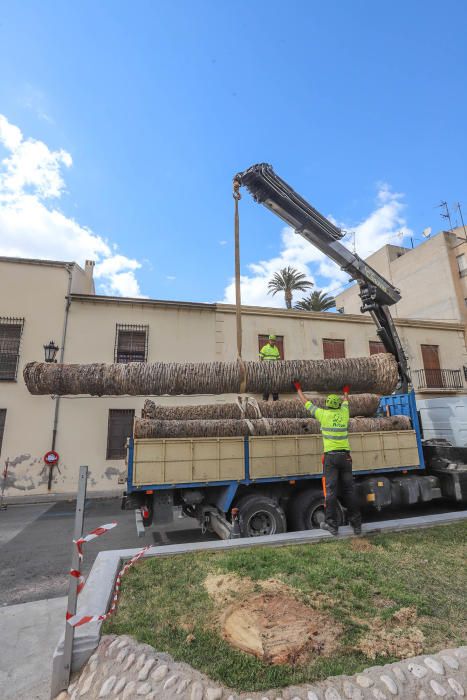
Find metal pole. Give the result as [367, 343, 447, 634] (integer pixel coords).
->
[57, 465, 88, 693]
[48, 266, 73, 490]
[233, 181, 243, 359]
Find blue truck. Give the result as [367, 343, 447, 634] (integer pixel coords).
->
[123, 390, 466, 538]
[122, 164, 467, 537]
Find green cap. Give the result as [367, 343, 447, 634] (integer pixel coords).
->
[268, 334, 277, 340]
[326, 394, 342, 409]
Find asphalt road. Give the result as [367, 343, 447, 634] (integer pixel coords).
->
[0, 498, 464, 607]
[0, 499, 217, 607]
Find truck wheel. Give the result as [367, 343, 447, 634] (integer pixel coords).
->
[236, 495, 287, 537]
[288, 490, 344, 531]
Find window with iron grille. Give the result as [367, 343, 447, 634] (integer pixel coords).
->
[322, 338, 345, 359]
[114, 324, 148, 363]
[0, 409, 6, 454]
[106, 409, 135, 459]
[0, 318, 24, 380]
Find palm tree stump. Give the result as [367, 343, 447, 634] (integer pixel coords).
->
[24, 353, 399, 396]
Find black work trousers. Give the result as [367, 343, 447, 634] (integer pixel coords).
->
[262, 392, 279, 401]
[323, 450, 361, 531]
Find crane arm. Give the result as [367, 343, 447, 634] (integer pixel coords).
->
[234, 163, 410, 392]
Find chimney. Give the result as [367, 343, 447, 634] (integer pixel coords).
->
[85, 260, 95, 279]
[84, 260, 96, 294]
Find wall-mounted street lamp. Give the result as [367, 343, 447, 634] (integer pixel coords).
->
[44, 340, 59, 363]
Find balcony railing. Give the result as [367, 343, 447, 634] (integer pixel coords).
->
[414, 368, 463, 390]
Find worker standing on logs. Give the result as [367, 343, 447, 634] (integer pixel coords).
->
[259, 334, 281, 401]
[293, 381, 362, 536]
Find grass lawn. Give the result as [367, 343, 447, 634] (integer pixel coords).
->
[105, 523, 467, 692]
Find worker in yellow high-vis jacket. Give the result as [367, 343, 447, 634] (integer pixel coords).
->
[293, 381, 362, 536]
[259, 334, 281, 401]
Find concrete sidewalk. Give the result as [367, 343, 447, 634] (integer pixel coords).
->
[0, 597, 66, 700]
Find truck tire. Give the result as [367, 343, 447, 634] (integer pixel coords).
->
[288, 489, 344, 531]
[236, 494, 287, 537]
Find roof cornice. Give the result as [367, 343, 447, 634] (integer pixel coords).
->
[69, 295, 464, 331]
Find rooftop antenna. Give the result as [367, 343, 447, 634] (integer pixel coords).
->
[455, 202, 467, 241]
[437, 201, 453, 231]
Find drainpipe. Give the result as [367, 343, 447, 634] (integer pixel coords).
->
[48, 265, 73, 490]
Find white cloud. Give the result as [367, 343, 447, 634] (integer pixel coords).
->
[0, 114, 144, 297]
[221, 185, 412, 307]
[219, 240, 227, 246]
[166, 275, 176, 281]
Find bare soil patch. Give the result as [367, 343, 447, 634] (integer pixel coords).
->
[204, 573, 255, 605]
[350, 537, 376, 552]
[358, 606, 425, 660]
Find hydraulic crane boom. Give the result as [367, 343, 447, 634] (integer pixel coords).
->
[234, 163, 410, 392]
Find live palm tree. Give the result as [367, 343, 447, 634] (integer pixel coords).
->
[267, 266, 313, 309]
[295, 290, 336, 312]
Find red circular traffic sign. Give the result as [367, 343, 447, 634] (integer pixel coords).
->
[44, 450, 59, 465]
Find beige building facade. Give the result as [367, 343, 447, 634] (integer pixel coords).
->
[336, 227, 467, 322]
[1, 255, 467, 501]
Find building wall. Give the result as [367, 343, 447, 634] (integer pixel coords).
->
[336, 231, 467, 322]
[0, 259, 91, 495]
[1, 257, 467, 500]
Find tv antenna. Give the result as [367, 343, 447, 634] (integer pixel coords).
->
[455, 203, 467, 241]
[437, 201, 453, 231]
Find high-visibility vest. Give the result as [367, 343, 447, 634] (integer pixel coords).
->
[259, 343, 280, 361]
[305, 400, 350, 452]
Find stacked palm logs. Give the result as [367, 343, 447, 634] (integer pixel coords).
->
[23, 353, 398, 396]
[136, 395, 410, 438]
[141, 395, 381, 420]
[134, 415, 411, 439]
[23, 353, 411, 440]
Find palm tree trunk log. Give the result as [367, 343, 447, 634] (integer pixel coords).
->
[23, 353, 398, 396]
[134, 415, 411, 439]
[142, 394, 381, 420]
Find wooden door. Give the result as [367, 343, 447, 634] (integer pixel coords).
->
[421, 345, 442, 388]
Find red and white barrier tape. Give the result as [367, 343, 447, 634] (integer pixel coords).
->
[66, 521, 118, 620]
[74, 522, 117, 559]
[70, 568, 85, 594]
[67, 544, 151, 627]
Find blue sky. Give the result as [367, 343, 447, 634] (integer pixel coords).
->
[1, 1, 467, 306]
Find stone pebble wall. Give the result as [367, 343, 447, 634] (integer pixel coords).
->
[55, 635, 467, 700]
